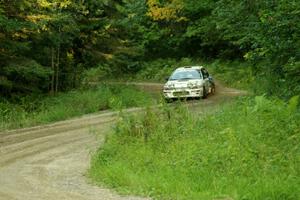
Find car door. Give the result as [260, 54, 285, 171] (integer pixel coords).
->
[201, 68, 210, 92]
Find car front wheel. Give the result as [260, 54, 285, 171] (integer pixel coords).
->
[164, 98, 173, 103]
[202, 87, 207, 99]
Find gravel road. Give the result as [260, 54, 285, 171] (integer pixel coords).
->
[0, 82, 245, 200]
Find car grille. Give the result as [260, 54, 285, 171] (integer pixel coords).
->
[175, 87, 188, 90]
[173, 91, 189, 96]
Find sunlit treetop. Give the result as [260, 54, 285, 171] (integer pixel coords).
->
[146, 0, 187, 22]
[37, 0, 72, 9]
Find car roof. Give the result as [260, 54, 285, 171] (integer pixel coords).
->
[175, 66, 204, 71]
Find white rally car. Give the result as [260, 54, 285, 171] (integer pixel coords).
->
[163, 66, 215, 101]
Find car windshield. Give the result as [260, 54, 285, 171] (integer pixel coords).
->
[169, 70, 201, 80]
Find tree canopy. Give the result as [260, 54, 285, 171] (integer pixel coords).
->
[1, 0, 299, 97]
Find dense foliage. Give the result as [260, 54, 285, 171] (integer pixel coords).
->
[90, 96, 300, 200]
[1, 0, 299, 97]
[0, 0, 125, 95]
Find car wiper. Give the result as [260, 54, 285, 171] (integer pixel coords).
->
[178, 78, 196, 80]
[169, 78, 198, 81]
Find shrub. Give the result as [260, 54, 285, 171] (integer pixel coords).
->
[0, 85, 154, 130]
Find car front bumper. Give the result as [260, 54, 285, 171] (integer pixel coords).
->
[163, 88, 204, 99]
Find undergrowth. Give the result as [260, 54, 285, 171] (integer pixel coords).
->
[0, 84, 154, 130]
[90, 96, 300, 200]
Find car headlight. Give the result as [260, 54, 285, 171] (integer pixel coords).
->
[188, 82, 202, 89]
[164, 84, 174, 90]
[187, 82, 193, 89]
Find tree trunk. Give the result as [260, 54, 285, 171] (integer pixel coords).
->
[51, 47, 55, 94]
[55, 26, 61, 93]
[55, 44, 60, 93]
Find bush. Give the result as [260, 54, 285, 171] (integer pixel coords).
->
[82, 63, 113, 84]
[208, 59, 254, 90]
[90, 96, 300, 200]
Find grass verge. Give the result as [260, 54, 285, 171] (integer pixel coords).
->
[89, 96, 300, 200]
[0, 84, 154, 131]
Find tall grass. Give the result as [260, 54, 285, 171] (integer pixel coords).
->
[0, 85, 154, 130]
[90, 96, 300, 200]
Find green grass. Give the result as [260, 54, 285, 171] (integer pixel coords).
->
[0, 84, 154, 130]
[89, 96, 300, 200]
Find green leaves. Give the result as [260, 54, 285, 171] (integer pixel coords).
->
[1, 59, 52, 93]
[0, 0, 126, 95]
[288, 95, 299, 113]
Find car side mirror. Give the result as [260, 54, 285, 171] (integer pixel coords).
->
[165, 77, 169, 81]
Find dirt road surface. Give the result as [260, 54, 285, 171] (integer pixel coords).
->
[0, 82, 246, 200]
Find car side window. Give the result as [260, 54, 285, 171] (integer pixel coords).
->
[201, 68, 209, 79]
[197, 70, 203, 79]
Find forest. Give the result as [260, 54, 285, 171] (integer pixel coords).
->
[1, 0, 299, 98]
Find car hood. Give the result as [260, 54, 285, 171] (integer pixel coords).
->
[165, 79, 204, 88]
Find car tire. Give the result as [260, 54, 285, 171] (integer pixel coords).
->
[164, 98, 173, 103]
[202, 87, 207, 99]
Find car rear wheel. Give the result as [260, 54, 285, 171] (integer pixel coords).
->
[211, 85, 216, 95]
